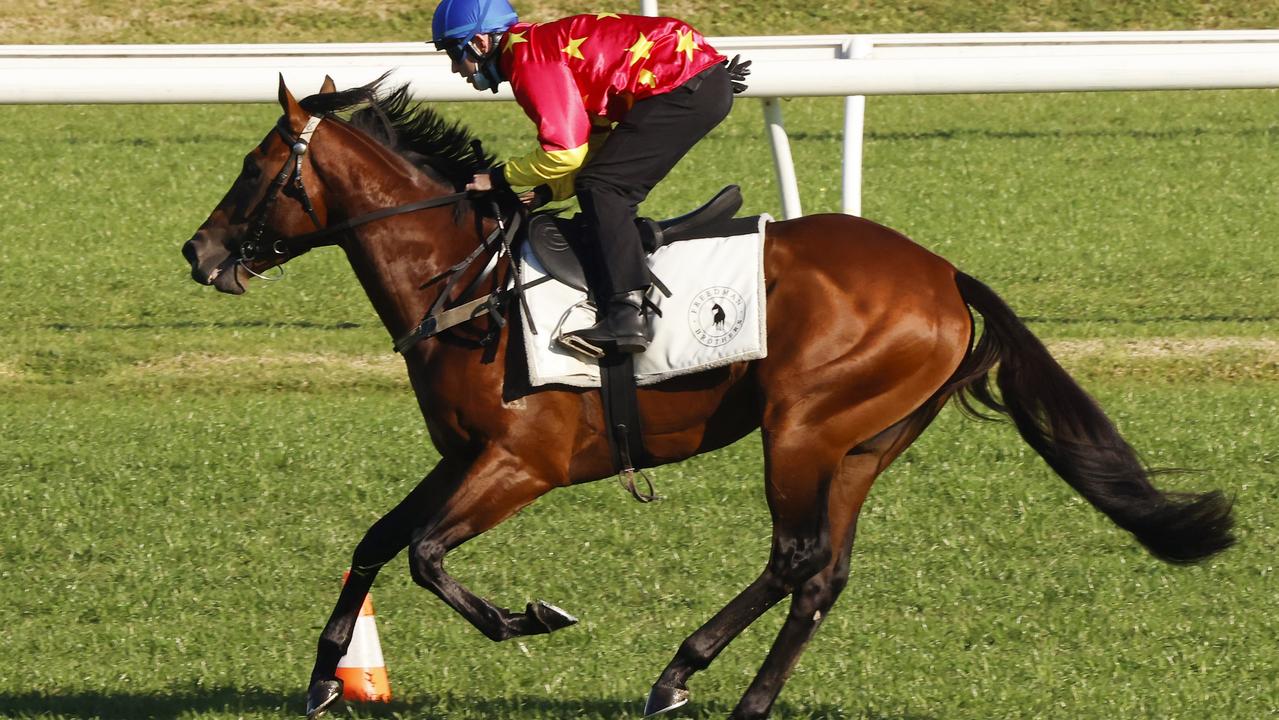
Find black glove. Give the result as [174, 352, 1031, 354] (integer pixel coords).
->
[724, 54, 751, 94]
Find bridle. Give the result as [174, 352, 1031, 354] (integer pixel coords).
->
[235, 111, 531, 353]
[238, 115, 325, 268]
[236, 113, 472, 267]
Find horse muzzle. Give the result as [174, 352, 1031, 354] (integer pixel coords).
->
[183, 231, 247, 294]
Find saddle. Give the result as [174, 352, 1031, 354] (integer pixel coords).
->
[524, 185, 754, 293]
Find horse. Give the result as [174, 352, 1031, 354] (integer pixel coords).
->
[182, 77, 1235, 720]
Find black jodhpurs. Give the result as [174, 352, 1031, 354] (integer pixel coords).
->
[574, 63, 734, 297]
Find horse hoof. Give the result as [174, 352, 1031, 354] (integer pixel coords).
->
[528, 600, 578, 633]
[643, 683, 690, 717]
[305, 678, 343, 720]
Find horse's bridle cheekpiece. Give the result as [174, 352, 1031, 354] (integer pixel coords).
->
[238, 114, 325, 271]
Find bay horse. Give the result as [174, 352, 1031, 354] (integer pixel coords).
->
[182, 77, 1234, 720]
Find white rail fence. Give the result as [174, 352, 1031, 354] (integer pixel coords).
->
[3, 30, 1278, 218]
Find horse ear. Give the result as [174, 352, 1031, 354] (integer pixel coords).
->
[277, 73, 306, 125]
[319, 75, 337, 95]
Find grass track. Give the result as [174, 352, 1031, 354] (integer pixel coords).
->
[3, 385, 1277, 719]
[3, 2, 1279, 719]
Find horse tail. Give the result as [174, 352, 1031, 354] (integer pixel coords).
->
[944, 271, 1235, 564]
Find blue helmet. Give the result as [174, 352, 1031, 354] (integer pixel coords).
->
[431, 0, 519, 44]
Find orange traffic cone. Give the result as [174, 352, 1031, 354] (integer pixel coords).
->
[335, 571, 392, 703]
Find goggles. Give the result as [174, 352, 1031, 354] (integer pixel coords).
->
[435, 38, 470, 65]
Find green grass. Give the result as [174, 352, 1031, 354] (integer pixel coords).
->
[2, 384, 1277, 719]
[3, 2, 1279, 719]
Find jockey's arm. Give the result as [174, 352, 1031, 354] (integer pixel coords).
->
[494, 60, 609, 202]
[497, 121, 611, 201]
[498, 144, 587, 199]
[538, 122, 612, 200]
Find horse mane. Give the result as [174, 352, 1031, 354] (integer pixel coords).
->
[299, 74, 496, 190]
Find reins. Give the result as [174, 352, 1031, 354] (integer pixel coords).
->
[286, 191, 470, 251]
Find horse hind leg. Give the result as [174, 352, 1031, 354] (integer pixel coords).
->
[645, 326, 964, 718]
[643, 428, 851, 717]
[728, 405, 942, 720]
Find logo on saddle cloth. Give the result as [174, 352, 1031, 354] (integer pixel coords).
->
[689, 286, 747, 347]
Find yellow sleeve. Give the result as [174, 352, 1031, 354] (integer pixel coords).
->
[543, 174, 578, 203]
[501, 145, 589, 190]
[510, 123, 613, 202]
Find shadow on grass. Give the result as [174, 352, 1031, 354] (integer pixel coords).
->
[0, 686, 293, 719]
[44, 319, 367, 332]
[0, 688, 937, 720]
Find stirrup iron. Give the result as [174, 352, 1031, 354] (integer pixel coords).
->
[552, 299, 606, 358]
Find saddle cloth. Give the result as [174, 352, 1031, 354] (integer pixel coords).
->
[520, 214, 771, 388]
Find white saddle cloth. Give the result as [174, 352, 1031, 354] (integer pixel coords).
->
[520, 214, 771, 388]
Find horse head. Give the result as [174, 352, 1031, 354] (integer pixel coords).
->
[183, 75, 343, 295]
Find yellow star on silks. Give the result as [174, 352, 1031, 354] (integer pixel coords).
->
[637, 69, 656, 87]
[595, 12, 620, 20]
[503, 30, 528, 53]
[562, 36, 587, 60]
[676, 29, 700, 62]
[627, 33, 654, 67]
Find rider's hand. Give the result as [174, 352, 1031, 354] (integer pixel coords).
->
[519, 185, 553, 210]
[466, 172, 493, 192]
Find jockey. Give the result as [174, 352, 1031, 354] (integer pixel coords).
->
[431, 0, 743, 355]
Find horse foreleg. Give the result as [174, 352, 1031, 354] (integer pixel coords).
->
[306, 458, 465, 718]
[408, 448, 578, 641]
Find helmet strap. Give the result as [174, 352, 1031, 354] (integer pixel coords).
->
[466, 33, 505, 93]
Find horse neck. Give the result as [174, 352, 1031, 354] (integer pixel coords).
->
[313, 122, 491, 345]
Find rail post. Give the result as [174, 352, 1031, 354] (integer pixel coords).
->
[762, 97, 802, 219]
[841, 36, 873, 216]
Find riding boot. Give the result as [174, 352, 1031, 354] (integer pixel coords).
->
[562, 289, 652, 355]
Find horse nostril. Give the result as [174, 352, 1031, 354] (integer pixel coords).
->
[183, 235, 223, 285]
[182, 238, 201, 267]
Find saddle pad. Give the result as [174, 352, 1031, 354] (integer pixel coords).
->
[520, 214, 771, 388]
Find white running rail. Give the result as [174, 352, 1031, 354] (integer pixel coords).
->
[3, 30, 1278, 217]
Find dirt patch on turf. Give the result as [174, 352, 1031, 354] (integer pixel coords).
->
[1049, 337, 1279, 359]
[102, 336, 1279, 386]
[118, 351, 406, 390]
[132, 351, 401, 375]
[1046, 336, 1279, 382]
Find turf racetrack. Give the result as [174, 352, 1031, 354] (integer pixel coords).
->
[2, 4, 1278, 719]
